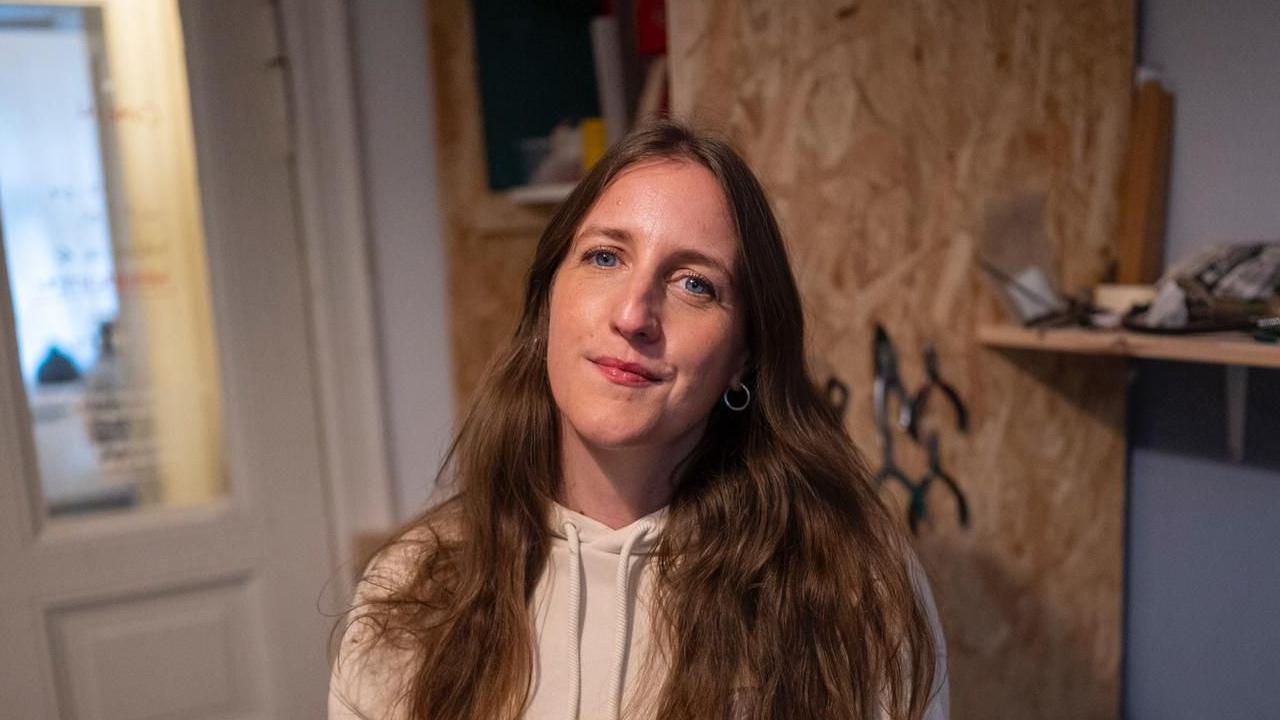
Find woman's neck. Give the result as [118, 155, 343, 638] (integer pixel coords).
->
[558, 423, 699, 529]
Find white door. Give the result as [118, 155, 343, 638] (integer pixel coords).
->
[0, 2, 336, 718]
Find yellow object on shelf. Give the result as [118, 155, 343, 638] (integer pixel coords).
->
[581, 117, 607, 171]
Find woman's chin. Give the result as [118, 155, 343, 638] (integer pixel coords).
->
[568, 409, 705, 455]
[573, 423, 659, 450]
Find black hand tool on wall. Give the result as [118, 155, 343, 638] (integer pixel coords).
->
[872, 324, 921, 511]
[908, 345, 969, 440]
[873, 324, 911, 431]
[872, 324, 972, 536]
[905, 432, 971, 534]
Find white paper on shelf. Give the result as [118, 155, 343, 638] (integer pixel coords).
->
[1007, 266, 1064, 321]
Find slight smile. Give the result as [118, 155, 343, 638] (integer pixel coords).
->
[591, 356, 663, 387]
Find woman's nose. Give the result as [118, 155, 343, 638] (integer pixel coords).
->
[610, 278, 662, 343]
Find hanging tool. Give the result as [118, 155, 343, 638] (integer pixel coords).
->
[871, 325, 973, 535]
[908, 345, 969, 440]
[873, 324, 912, 431]
[874, 421, 917, 498]
[903, 432, 971, 534]
[872, 324, 921, 508]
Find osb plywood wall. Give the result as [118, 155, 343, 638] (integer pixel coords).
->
[668, 2, 1133, 719]
[429, 1, 1134, 718]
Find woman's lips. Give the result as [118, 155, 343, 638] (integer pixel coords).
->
[592, 357, 661, 386]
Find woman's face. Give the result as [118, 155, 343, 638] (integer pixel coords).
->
[547, 158, 748, 452]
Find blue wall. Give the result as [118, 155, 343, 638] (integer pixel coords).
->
[1125, 2, 1280, 717]
[1125, 363, 1280, 718]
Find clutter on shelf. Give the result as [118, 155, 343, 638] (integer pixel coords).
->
[473, 0, 669, 204]
[1123, 241, 1280, 339]
[979, 240, 1280, 346]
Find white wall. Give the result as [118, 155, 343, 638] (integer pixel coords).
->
[1142, 0, 1280, 264]
[349, 0, 455, 521]
[1126, 1, 1280, 717]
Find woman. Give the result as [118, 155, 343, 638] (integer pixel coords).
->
[330, 120, 949, 720]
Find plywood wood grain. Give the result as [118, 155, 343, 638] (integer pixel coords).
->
[669, 2, 1133, 718]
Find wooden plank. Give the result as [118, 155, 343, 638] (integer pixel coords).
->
[1115, 78, 1175, 284]
[978, 324, 1280, 369]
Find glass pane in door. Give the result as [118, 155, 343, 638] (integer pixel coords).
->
[0, 2, 226, 518]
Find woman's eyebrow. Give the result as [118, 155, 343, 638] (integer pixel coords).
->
[577, 224, 634, 244]
[667, 249, 734, 284]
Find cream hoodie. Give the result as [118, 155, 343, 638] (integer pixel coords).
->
[329, 502, 950, 719]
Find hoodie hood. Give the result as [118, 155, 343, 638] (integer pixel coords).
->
[549, 501, 668, 554]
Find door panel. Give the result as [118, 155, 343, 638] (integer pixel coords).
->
[0, 2, 336, 718]
[47, 575, 268, 720]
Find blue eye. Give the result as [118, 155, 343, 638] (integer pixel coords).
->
[590, 250, 619, 268]
[683, 275, 716, 297]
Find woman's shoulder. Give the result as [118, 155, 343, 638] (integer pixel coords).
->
[355, 500, 465, 602]
[329, 503, 464, 719]
[340, 503, 464, 649]
[899, 541, 951, 720]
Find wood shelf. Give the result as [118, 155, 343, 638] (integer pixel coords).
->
[977, 324, 1280, 369]
[505, 182, 574, 205]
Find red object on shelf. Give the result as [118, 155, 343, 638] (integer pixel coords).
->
[635, 0, 666, 56]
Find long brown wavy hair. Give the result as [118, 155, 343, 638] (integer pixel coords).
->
[336, 120, 938, 719]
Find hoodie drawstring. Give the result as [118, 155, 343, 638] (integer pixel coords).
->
[563, 522, 583, 720]
[607, 521, 652, 720]
[561, 519, 654, 720]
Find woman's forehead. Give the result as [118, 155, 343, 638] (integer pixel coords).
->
[577, 159, 738, 255]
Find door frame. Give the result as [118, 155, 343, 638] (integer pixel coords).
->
[274, 0, 399, 592]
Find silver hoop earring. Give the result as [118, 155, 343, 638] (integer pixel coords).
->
[722, 384, 751, 411]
